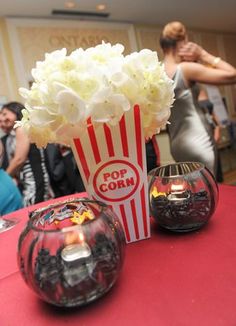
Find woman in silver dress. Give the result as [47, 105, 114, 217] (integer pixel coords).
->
[159, 21, 236, 176]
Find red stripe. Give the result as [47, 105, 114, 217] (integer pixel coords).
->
[103, 124, 115, 157]
[130, 199, 140, 240]
[140, 185, 149, 237]
[87, 124, 101, 164]
[134, 105, 143, 169]
[119, 204, 130, 242]
[73, 138, 90, 181]
[119, 115, 129, 157]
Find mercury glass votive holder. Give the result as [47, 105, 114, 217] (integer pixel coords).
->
[17, 198, 126, 307]
[148, 162, 219, 232]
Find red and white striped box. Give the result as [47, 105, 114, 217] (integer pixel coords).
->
[71, 106, 150, 243]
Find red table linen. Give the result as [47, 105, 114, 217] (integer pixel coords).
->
[1, 185, 236, 325]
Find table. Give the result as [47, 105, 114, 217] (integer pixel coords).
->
[1, 185, 236, 326]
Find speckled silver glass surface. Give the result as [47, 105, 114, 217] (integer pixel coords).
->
[148, 162, 219, 232]
[18, 198, 126, 307]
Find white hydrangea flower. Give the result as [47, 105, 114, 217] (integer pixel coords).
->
[89, 87, 130, 125]
[55, 89, 87, 123]
[17, 42, 174, 147]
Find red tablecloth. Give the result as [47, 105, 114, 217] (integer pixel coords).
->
[1, 185, 236, 326]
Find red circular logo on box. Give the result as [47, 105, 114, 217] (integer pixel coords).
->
[93, 160, 140, 202]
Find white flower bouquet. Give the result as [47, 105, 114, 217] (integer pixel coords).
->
[18, 42, 174, 147]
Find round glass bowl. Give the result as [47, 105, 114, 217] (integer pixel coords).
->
[17, 198, 126, 307]
[148, 162, 219, 232]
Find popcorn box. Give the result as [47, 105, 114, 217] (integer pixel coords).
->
[71, 106, 150, 243]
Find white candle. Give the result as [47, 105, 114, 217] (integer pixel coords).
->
[167, 182, 190, 202]
[61, 243, 91, 262]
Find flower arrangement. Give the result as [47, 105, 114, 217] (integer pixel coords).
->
[17, 42, 174, 147]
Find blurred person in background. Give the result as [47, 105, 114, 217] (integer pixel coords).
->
[0, 110, 5, 133]
[198, 85, 224, 182]
[0, 139, 23, 215]
[45, 143, 85, 197]
[1, 102, 51, 206]
[145, 136, 161, 173]
[159, 21, 236, 177]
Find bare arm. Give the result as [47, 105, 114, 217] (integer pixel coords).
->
[179, 42, 236, 85]
[211, 111, 221, 143]
[211, 110, 221, 126]
[6, 127, 30, 177]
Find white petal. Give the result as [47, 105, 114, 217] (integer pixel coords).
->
[56, 89, 87, 123]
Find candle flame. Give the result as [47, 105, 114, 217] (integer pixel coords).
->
[70, 210, 95, 225]
[151, 186, 167, 198]
[78, 232, 84, 242]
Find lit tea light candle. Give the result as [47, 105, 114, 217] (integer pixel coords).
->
[168, 182, 190, 202]
[61, 242, 92, 262]
[61, 235, 93, 287]
[62, 231, 92, 262]
[170, 183, 185, 192]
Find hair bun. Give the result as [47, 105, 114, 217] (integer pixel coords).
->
[162, 21, 186, 41]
